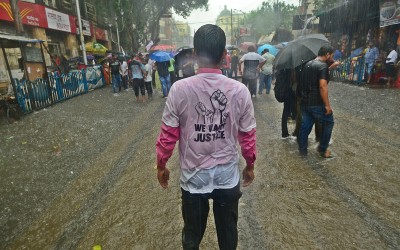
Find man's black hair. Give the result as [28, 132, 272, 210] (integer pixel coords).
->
[262, 49, 269, 54]
[318, 45, 334, 56]
[194, 24, 226, 65]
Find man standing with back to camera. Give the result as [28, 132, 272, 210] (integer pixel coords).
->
[239, 46, 266, 98]
[156, 24, 256, 250]
[297, 45, 335, 158]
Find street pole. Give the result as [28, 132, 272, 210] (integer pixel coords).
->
[231, 9, 233, 45]
[116, 20, 120, 52]
[75, 0, 87, 65]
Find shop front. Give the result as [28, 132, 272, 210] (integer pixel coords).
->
[0, 0, 107, 64]
[317, 0, 380, 84]
[378, 0, 400, 87]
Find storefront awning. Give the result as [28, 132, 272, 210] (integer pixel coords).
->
[0, 32, 44, 48]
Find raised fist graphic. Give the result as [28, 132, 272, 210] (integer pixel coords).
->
[210, 90, 227, 113]
[195, 102, 213, 123]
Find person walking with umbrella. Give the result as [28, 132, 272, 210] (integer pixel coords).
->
[150, 51, 173, 97]
[156, 59, 171, 98]
[239, 46, 266, 98]
[297, 45, 335, 158]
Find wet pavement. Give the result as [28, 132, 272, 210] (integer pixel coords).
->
[0, 82, 399, 249]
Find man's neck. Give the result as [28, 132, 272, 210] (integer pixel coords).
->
[316, 56, 326, 62]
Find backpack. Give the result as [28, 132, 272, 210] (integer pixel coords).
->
[274, 69, 291, 103]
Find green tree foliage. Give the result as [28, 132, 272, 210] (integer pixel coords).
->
[247, 1, 297, 39]
[95, 0, 208, 52]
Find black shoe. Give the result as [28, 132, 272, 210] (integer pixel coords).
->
[299, 150, 307, 156]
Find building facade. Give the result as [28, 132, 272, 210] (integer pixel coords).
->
[174, 21, 192, 48]
[0, 1, 110, 62]
[215, 5, 245, 45]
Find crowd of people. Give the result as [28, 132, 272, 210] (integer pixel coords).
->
[102, 50, 200, 102]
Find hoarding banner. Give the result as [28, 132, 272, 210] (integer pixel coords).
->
[0, 0, 95, 37]
[71, 17, 93, 36]
[239, 26, 252, 37]
[380, 0, 400, 27]
[0, 0, 47, 28]
[95, 27, 108, 41]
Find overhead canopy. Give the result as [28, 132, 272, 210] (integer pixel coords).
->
[85, 42, 107, 54]
[0, 32, 44, 48]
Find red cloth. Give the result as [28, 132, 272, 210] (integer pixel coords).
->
[156, 123, 180, 168]
[238, 129, 256, 169]
[222, 55, 231, 69]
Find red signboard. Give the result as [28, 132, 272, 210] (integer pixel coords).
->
[70, 16, 93, 36]
[95, 27, 107, 41]
[0, 0, 94, 37]
[0, 0, 47, 28]
[239, 26, 252, 37]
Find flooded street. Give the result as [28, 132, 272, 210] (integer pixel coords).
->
[0, 82, 399, 249]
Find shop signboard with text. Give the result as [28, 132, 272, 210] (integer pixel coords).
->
[239, 26, 252, 37]
[45, 7, 71, 32]
[71, 18, 92, 36]
[380, 0, 400, 27]
[0, 0, 95, 37]
[0, 0, 47, 27]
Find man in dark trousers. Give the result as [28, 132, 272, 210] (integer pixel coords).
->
[156, 24, 256, 250]
[239, 46, 266, 98]
[109, 54, 122, 95]
[297, 45, 335, 158]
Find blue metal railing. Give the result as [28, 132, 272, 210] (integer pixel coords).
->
[331, 57, 366, 84]
[13, 66, 104, 113]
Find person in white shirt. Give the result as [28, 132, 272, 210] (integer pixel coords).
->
[238, 46, 266, 98]
[120, 59, 129, 91]
[144, 55, 153, 99]
[386, 45, 398, 86]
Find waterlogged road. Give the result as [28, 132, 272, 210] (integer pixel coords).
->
[0, 82, 399, 249]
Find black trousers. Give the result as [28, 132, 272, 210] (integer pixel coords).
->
[242, 78, 257, 96]
[121, 75, 129, 90]
[169, 71, 176, 85]
[145, 81, 153, 97]
[282, 91, 295, 137]
[132, 78, 145, 97]
[181, 183, 242, 250]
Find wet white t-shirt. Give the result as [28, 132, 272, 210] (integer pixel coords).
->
[162, 68, 256, 193]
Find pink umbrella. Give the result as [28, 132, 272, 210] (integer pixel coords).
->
[239, 42, 257, 52]
[150, 44, 174, 51]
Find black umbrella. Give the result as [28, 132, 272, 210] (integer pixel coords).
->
[174, 46, 193, 57]
[273, 34, 330, 70]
